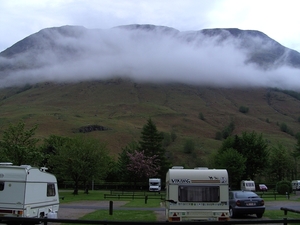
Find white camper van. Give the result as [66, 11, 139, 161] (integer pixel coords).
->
[149, 178, 161, 192]
[292, 180, 300, 191]
[165, 167, 229, 222]
[0, 162, 59, 220]
[240, 180, 256, 191]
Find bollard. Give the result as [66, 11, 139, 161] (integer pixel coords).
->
[109, 201, 113, 215]
[145, 195, 148, 204]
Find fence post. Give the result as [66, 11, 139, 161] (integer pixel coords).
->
[283, 217, 287, 225]
[145, 195, 148, 204]
[109, 201, 113, 215]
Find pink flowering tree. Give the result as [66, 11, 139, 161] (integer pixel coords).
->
[127, 150, 160, 187]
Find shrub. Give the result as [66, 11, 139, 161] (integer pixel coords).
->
[198, 112, 205, 120]
[215, 131, 222, 140]
[295, 132, 300, 140]
[239, 106, 249, 113]
[222, 121, 235, 139]
[171, 131, 177, 142]
[280, 123, 288, 132]
[276, 180, 292, 194]
[161, 132, 171, 147]
[183, 139, 195, 154]
[280, 123, 294, 136]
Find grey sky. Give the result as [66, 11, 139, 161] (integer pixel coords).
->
[1, 0, 300, 52]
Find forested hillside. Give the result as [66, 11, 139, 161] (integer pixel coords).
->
[0, 79, 299, 168]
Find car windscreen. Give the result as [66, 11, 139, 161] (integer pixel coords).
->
[235, 192, 258, 198]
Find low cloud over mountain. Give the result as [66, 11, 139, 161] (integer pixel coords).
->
[0, 24, 300, 90]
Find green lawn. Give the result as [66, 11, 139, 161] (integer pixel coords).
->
[264, 210, 300, 219]
[80, 210, 157, 221]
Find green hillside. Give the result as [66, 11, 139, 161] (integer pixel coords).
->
[0, 79, 299, 167]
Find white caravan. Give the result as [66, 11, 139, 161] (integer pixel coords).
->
[165, 167, 229, 222]
[0, 162, 59, 219]
[292, 180, 300, 191]
[149, 178, 161, 192]
[240, 180, 256, 191]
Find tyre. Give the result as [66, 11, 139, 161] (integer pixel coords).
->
[256, 213, 263, 218]
[229, 207, 236, 218]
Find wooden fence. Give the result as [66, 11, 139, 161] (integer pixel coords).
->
[1, 216, 300, 225]
[104, 190, 165, 200]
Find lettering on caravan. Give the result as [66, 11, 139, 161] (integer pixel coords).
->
[171, 179, 191, 183]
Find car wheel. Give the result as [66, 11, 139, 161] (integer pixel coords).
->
[229, 207, 235, 218]
[256, 213, 263, 218]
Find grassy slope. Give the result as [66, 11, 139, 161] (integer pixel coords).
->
[0, 79, 299, 167]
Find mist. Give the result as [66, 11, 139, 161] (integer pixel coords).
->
[1, 26, 300, 91]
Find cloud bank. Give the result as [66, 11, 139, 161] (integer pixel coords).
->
[0, 26, 300, 91]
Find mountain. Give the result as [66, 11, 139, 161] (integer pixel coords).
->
[1, 24, 300, 89]
[0, 24, 300, 167]
[1, 25, 300, 72]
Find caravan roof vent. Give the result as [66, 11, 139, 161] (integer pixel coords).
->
[0, 162, 13, 166]
[172, 166, 184, 169]
[20, 165, 32, 169]
[40, 167, 48, 172]
[194, 167, 208, 170]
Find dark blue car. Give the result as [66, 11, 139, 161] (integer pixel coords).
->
[229, 190, 265, 218]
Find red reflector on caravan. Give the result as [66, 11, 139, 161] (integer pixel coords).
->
[171, 217, 181, 222]
[0, 210, 13, 213]
[218, 217, 229, 221]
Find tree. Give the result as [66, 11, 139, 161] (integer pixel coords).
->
[126, 150, 160, 187]
[139, 118, 164, 157]
[39, 135, 71, 173]
[214, 148, 246, 189]
[217, 131, 269, 180]
[291, 137, 300, 178]
[295, 136, 300, 156]
[104, 159, 120, 182]
[0, 122, 40, 166]
[117, 141, 139, 182]
[268, 144, 293, 182]
[48, 136, 110, 195]
[138, 118, 171, 178]
[237, 132, 269, 180]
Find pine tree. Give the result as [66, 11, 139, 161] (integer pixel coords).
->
[138, 118, 171, 178]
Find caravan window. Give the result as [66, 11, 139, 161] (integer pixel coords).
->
[47, 183, 56, 196]
[178, 185, 219, 202]
[0, 182, 4, 191]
